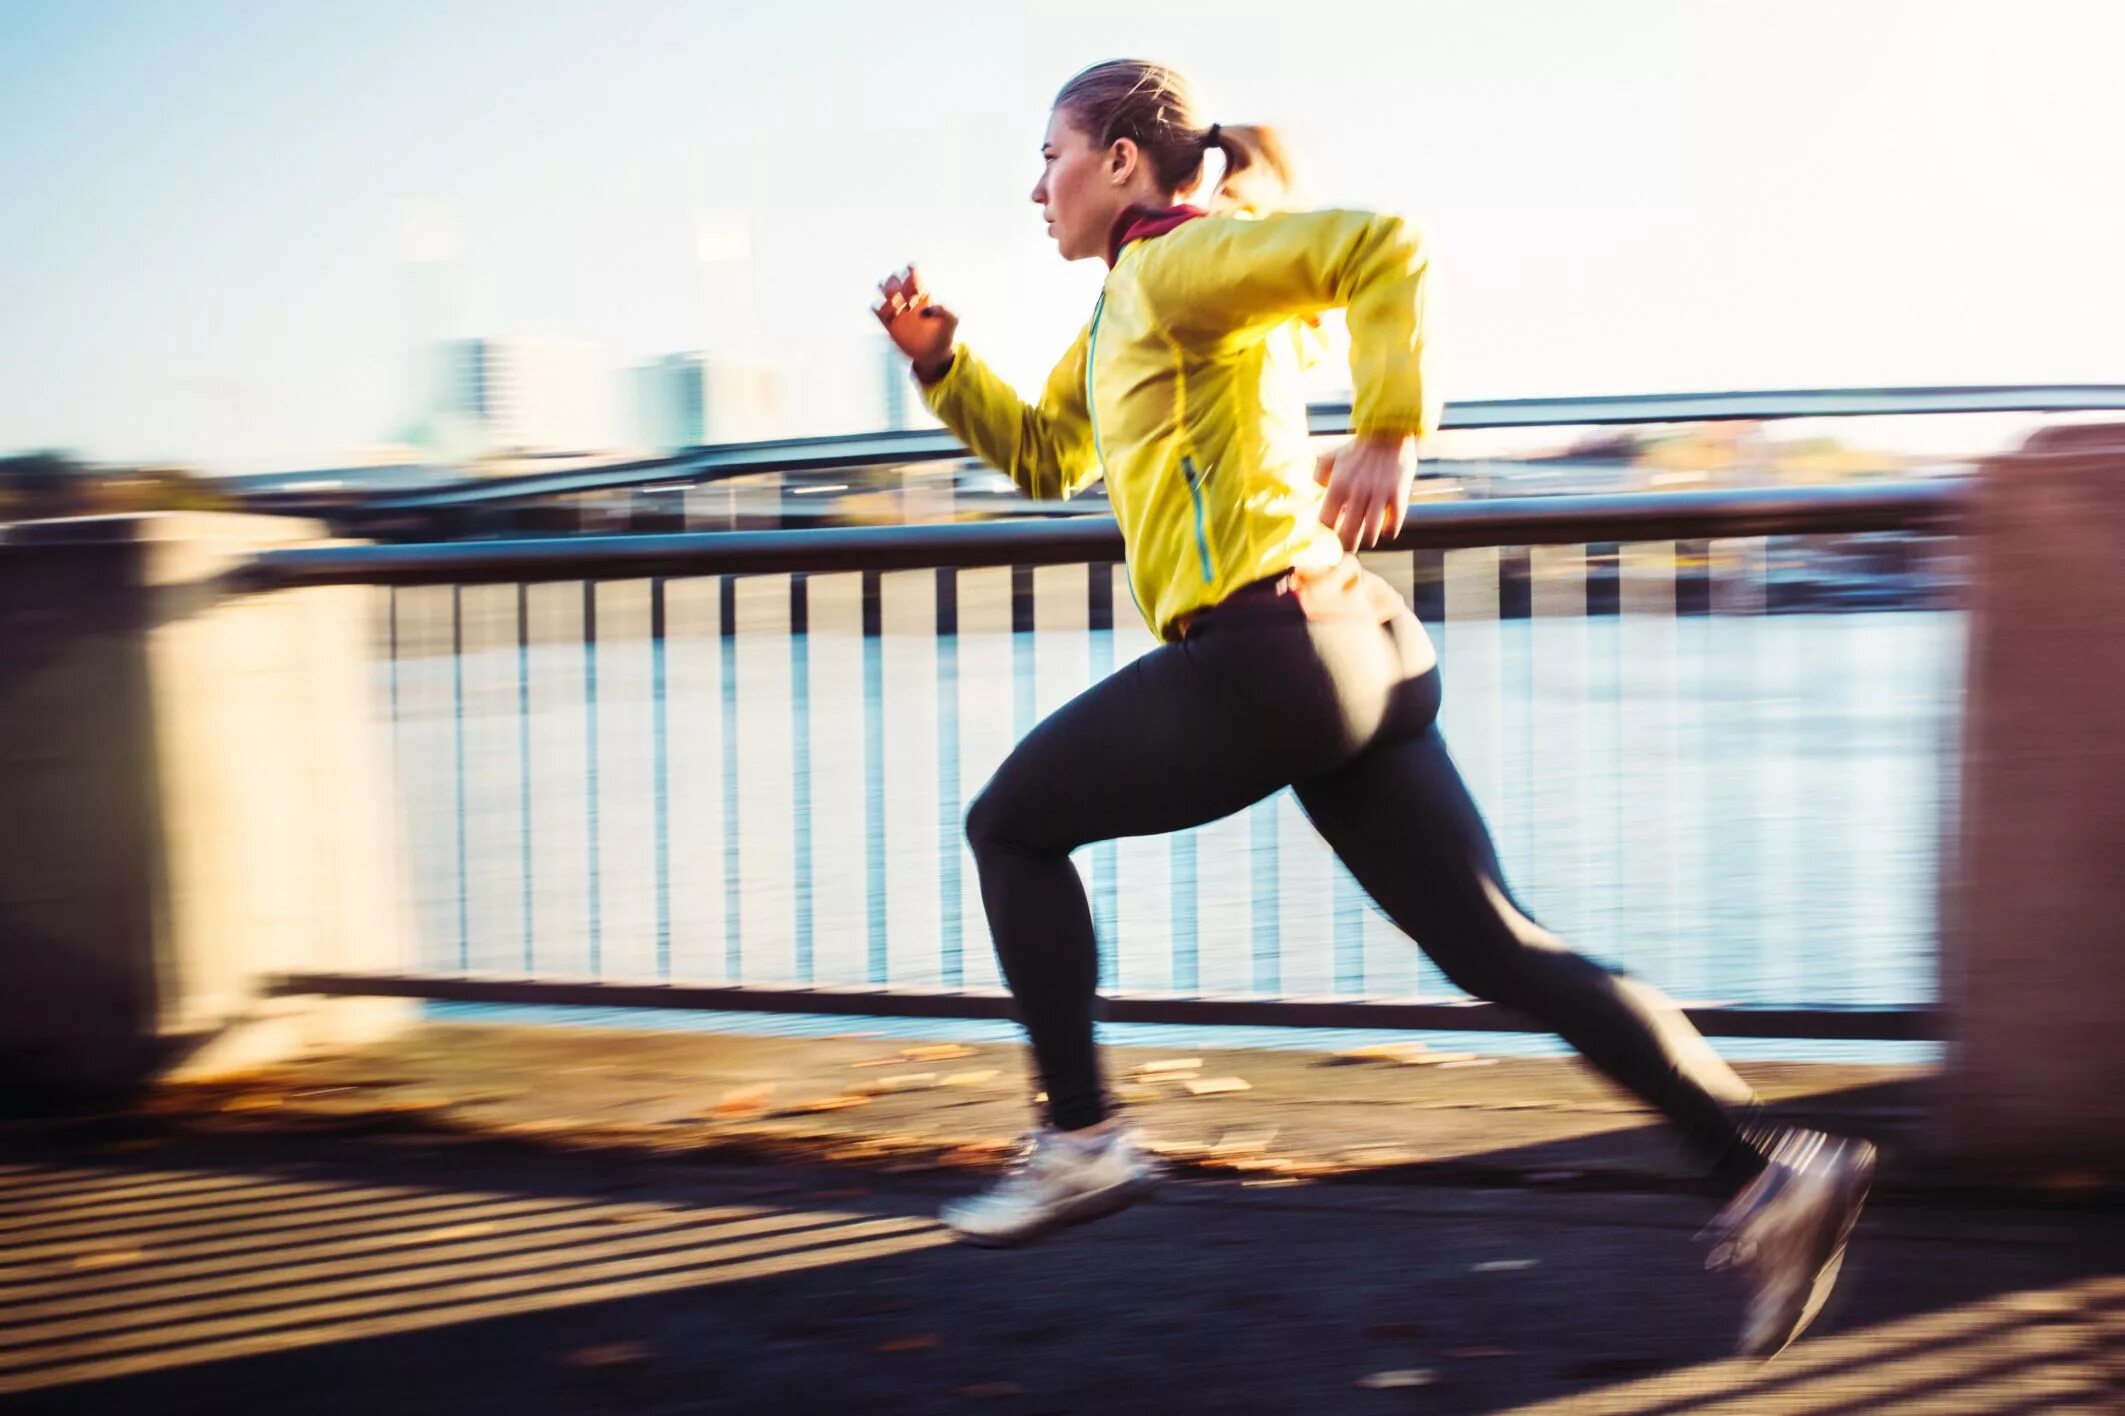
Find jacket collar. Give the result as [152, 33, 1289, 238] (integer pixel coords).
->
[1104, 203, 1207, 267]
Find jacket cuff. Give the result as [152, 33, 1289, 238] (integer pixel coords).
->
[915, 344, 964, 392]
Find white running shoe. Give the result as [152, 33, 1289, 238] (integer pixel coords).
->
[939, 1127, 1159, 1247]
[1702, 1129, 1877, 1359]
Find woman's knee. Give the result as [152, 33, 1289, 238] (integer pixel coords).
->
[965, 776, 1047, 859]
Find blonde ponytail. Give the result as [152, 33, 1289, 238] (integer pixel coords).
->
[1054, 60, 1300, 215]
[1205, 122, 1296, 215]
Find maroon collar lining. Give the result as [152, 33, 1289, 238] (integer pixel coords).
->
[1105, 203, 1207, 267]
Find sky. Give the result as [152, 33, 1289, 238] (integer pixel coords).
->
[2, 0, 2121, 474]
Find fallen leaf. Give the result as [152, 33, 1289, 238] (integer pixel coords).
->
[940, 1070, 1000, 1087]
[715, 1084, 777, 1115]
[951, 1382, 1025, 1399]
[1185, 1077, 1251, 1096]
[1130, 1058, 1204, 1076]
[786, 1096, 872, 1113]
[1335, 1043, 1430, 1063]
[564, 1342, 650, 1369]
[1357, 1369, 1434, 1390]
[901, 1044, 978, 1062]
[1212, 1129, 1278, 1155]
[872, 1333, 939, 1353]
[851, 1073, 939, 1095]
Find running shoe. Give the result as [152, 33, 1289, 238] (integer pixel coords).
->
[1702, 1128, 1878, 1358]
[939, 1126, 1159, 1246]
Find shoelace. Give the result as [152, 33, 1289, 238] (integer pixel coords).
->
[1704, 1159, 1799, 1272]
[992, 1131, 1069, 1186]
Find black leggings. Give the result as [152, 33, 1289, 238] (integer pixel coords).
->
[966, 583, 1771, 1181]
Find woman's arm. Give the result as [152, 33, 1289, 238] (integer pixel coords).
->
[1160, 209, 1435, 443]
[875, 265, 1099, 502]
[920, 330, 1101, 502]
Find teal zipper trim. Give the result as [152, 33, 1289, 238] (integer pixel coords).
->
[1085, 290, 1108, 469]
[1089, 287, 1141, 621]
[1181, 454, 1215, 583]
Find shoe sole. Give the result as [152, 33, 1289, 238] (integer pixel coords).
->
[945, 1172, 1158, 1249]
[1746, 1141, 1877, 1360]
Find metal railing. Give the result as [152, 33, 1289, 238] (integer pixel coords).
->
[359, 383, 2125, 510]
[258, 473, 1967, 1042]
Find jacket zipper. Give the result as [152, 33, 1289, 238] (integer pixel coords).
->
[1089, 287, 1147, 619]
[1181, 454, 1215, 583]
[1085, 289, 1108, 468]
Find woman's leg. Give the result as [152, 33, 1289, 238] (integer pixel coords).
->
[1295, 688, 1771, 1180]
[1292, 638, 1868, 1354]
[967, 636, 1332, 1131]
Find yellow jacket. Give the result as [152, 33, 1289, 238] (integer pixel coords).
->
[922, 207, 1435, 640]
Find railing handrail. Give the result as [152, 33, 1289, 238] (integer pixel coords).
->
[269, 973, 1944, 1041]
[368, 383, 2125, 510]
[242, 479, 1966, 589]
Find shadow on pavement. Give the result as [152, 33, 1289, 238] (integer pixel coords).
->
[0, 1105, 2118, 1414]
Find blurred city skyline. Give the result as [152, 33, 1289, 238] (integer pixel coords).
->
[2, 0, 2121, 474]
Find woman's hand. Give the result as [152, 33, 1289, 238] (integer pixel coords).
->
[873, 265, 959, 383]
[1315, 434, 1416, 551]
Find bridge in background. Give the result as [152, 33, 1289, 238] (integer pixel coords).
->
[221, 384, 2125, 541]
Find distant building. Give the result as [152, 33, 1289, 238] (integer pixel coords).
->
[629, 353, 789, 450]
[881, 339, 913, 432]
[875, 337, 945, 434]
[426, 338, 611, 460]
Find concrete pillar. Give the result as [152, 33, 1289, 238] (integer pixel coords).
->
[1943, 423, 2125, 1172]
[0, 514, 410, 1099]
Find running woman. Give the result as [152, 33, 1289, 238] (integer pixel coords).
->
[873, 59, 1874, 1358]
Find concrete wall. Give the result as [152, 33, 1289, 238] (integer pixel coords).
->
[0, 514, 410, 1099]
[1943, 423, 2125, 1173]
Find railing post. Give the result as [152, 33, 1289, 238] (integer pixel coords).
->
[1943, 423, 2125, 1172]
[0, 513, 411, 1099]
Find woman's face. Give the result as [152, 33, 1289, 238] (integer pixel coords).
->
[1031, 108, 1122, 262]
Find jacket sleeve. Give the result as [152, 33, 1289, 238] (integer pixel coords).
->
[1161, 209, 1436, 440]
[919, 325, 1102, 501]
